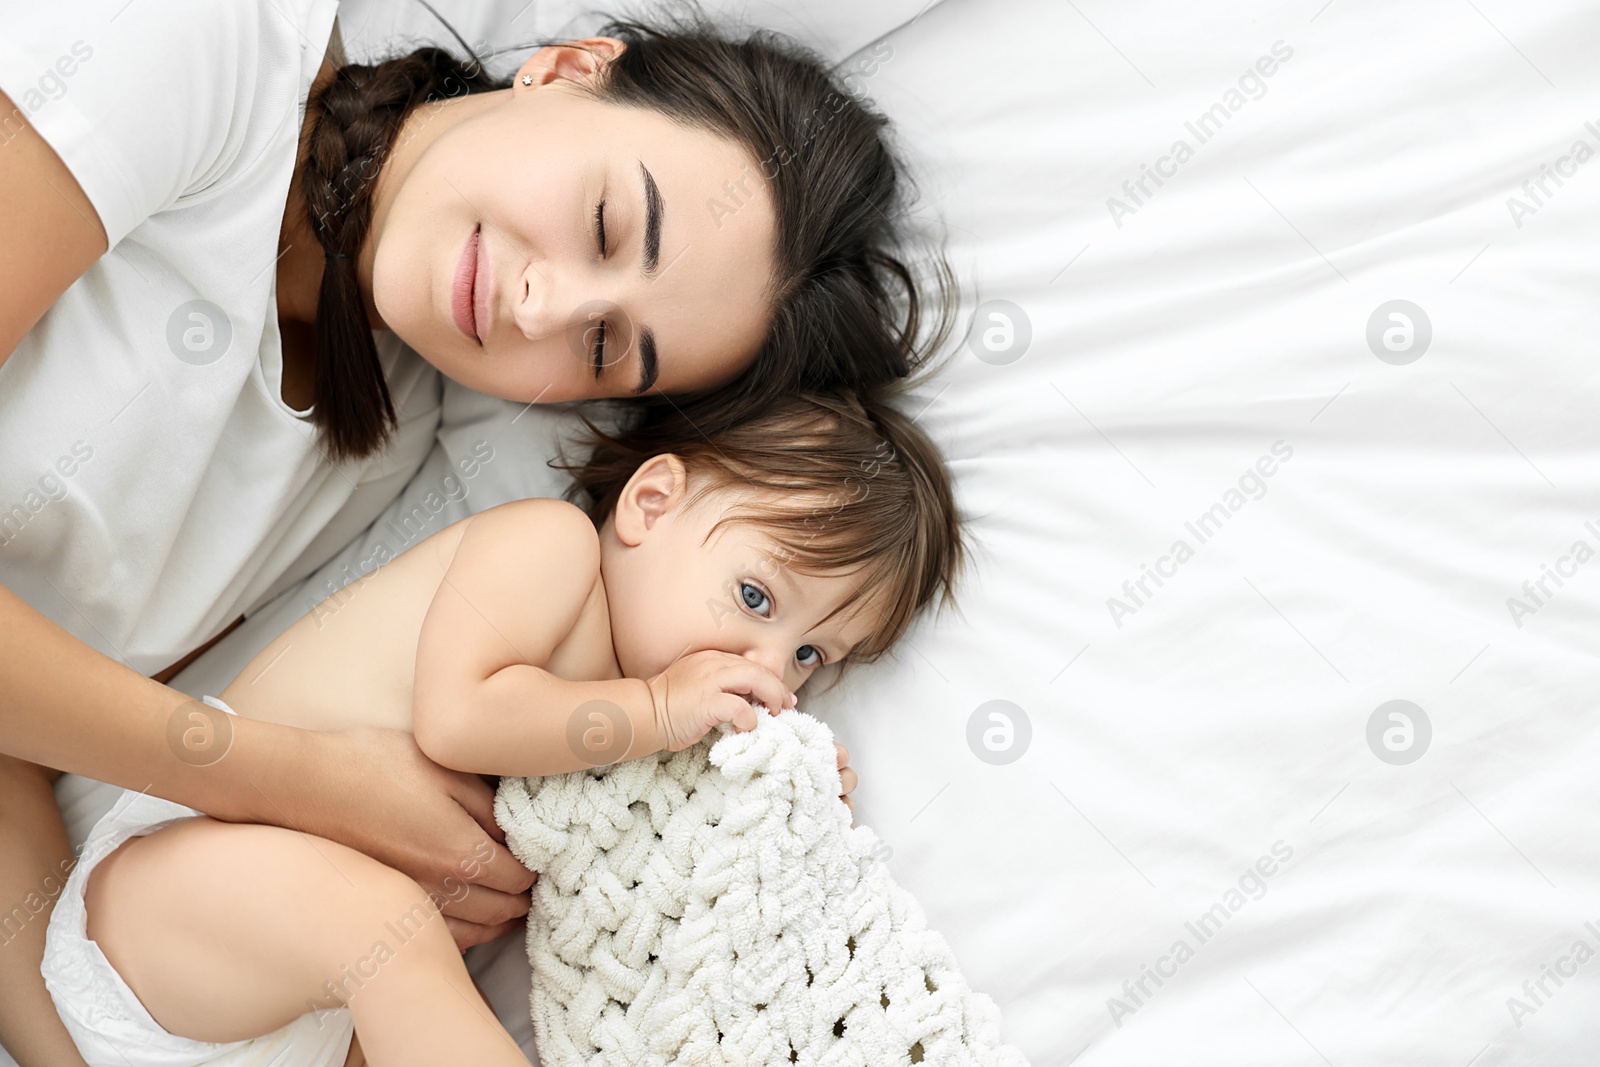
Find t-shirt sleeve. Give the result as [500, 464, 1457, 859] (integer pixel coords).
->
[0, 0, 297, 250]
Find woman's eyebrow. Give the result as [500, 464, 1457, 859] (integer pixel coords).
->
[634, 328, 658, 393]
[631, 161, 664, 393]
[639, 161, 662, 275]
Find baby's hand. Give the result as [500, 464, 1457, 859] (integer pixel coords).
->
[645, 650, 796, 752]
[835, 741, 858, 825]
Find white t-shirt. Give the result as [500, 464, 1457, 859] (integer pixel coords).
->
[0, 0, 442, 676]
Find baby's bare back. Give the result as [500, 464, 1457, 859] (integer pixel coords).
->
[217, 521, 472, 732]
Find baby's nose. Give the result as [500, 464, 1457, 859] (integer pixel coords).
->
[743, 647, 790, 685]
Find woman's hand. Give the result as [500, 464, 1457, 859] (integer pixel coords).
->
[0, 588, 536, 954]
[292, 726, 535, 950]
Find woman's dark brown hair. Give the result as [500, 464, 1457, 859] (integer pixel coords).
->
[562, 388, 964, 661]
[300, 8, 954, 461]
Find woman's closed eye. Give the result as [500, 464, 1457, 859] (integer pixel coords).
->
[591, 319, 606, 379]
[591, 198, 609, 379]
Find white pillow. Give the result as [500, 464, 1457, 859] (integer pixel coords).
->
[334, 0, 939, 71]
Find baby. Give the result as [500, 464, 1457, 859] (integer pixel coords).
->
[42, 390, 963, 1067]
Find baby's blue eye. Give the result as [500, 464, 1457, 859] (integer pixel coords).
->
[796, 645, 822, 668]
[740, 581, 771, 617]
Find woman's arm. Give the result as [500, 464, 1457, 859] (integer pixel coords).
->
[0, 756, 88, 1067]
[0, 573, 535, 1063]
[5, 584, 358, 823]
[0, 584, 535, 930]
[0, 86, 108, 369]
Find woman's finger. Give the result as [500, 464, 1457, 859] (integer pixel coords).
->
[835, 741, 850, 769]
[839, 766, 858, 795]
[443, 915, 523, 952]
[459, 836, 537, 896]
[445, 766, 507, 844]
[435, 880, 531, 929]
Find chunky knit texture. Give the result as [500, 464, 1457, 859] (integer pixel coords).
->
[494, 710, 1028, 1067]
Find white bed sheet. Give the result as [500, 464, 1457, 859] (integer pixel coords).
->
[32, 1, 1600, 1065]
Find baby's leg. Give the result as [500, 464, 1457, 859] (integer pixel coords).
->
[85, 816, 527, 1066]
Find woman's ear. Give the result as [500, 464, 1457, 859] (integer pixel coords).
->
[515, 36, 626, 90]
[612, 454, 688, 547]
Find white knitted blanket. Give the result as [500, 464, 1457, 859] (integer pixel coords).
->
[494, 709, 1028, 1067]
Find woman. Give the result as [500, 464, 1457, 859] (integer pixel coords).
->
[0, 2, 948, 1063]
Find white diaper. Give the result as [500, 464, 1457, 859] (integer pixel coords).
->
[41, 695, 355, 1067]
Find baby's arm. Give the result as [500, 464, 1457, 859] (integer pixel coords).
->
[411, 499, 653, 776]
[411, 498, 789, 777]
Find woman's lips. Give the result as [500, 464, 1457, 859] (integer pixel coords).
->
[451, 227, 480, 344]
[473, 227, 491, 344]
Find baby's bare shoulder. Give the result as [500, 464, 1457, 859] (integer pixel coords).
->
[463, 497, 598, 559]
[449, 498, 602, 601]
[413, 498, 604, 691]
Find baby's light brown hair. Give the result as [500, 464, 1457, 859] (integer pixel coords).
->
[563, 390, 963, 661]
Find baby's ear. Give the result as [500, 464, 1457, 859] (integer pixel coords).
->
[613, 454, 688, 545]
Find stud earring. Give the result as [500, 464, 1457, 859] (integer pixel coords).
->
[521, 75, 533, 86]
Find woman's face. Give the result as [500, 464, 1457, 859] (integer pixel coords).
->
[369, 40, 778, 403]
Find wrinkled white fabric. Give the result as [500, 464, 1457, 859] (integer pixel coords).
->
[496, 711, 1027, 1067]
[0, 0, 442, 676]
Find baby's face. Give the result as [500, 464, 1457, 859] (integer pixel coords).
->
[600, 480, 885, 693]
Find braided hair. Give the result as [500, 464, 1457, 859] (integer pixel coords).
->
[300, 14, 952, 462]
[299, 42, 502, 461]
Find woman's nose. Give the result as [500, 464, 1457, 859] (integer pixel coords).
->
[512, 264, 567, 341]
